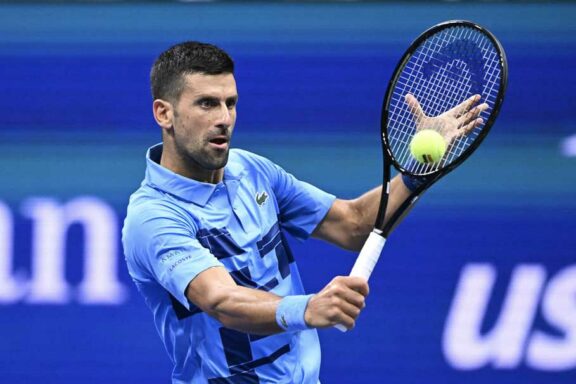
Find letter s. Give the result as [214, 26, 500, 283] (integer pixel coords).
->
[526, 265, 576, 370]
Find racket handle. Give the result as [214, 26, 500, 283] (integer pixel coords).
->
[336, 231, 387, 332]
[334, 324, 347, 332]
[350, 231, 387, 280]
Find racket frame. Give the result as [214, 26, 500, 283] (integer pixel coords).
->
[337, 20, 508, 332]
[377, 20, 508, 237]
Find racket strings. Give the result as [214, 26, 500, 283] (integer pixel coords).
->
[386, 25, 503, 176]
[394, 27, 479, 171]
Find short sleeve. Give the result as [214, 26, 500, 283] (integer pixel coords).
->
[123, 202, 223, 308]
[274, 170, 336, 240]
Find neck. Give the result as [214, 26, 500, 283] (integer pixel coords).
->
[160, 144, 224, 184]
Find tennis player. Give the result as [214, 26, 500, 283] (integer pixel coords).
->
[122, 41, 469, 383]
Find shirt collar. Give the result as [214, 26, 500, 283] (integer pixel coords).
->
[144, 143, 244, 206]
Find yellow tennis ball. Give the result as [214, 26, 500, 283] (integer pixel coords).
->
[409, 130, 446, 164]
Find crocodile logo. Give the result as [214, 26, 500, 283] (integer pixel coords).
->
[255, 191, 269, 206]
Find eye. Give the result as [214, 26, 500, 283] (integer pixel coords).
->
[197, 98, 219, 109]
[226, 98, 238, 109]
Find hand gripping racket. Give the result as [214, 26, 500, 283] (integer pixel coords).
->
[336, 20, 508, 332]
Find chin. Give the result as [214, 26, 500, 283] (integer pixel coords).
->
[204, 152, 229, 171]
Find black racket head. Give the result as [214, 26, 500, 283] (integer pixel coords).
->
[381, 20, 508, 177]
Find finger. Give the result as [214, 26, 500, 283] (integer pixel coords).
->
[330, 299, 360, 329]
[459, 117, 484, 137]
[341, 276, 370, 297]
[338, 289, 367, 310]
[335, 311, 356, 330]
[404, 93, 425, 124]
[457, 102, 488, 127]
[451, 94, 481, 118]
[338, 298, 363, 320]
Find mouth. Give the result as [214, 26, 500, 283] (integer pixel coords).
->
[208, 136, 229, 150]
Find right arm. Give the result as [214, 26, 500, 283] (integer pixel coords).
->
[185, 266, 369, 335]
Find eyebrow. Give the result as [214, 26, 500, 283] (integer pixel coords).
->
[194, 94, 238, 101]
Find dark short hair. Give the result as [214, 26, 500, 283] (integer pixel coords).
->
[150, 41, 234, 102]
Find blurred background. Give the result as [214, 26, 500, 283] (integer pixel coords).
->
[0, 1, 574, 383]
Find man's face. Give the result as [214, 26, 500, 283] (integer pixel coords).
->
[171, 72, 238, 172]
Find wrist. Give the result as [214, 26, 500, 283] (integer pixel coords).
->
[276, 294, 313, 332]
[401, 173, 427, 192]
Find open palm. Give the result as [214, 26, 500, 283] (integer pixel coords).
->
[405, 93, 489, 144]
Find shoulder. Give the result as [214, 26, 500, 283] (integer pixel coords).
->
[126, 186, 179, 219]
[122, 188, 200, 266]
[229, 148, 276, 168]
[123, 187, 195, 237]
[229, 148, 285, 179]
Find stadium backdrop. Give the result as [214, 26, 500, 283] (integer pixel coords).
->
[0, 1, 574, 383]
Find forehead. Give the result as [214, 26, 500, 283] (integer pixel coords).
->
[181, 73, 237, 98]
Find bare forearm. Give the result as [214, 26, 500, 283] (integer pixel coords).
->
[345, 185, 382, 249]
[348, 174, 412, 249]
[352, 185, 381, 232]
[188, 267, 368, 335]
[187, 267, 284, 335]
[208, 285, 283, 335]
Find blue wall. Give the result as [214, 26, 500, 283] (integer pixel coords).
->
[0, 3, 575, 383]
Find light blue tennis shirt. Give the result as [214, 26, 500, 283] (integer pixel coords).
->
[122, 144, 335, 384]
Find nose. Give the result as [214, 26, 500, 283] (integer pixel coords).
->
[216, 104, 233, 129]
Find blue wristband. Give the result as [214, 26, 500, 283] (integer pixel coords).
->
[276, 294, 313, 332]
[401, 173, 428, 192]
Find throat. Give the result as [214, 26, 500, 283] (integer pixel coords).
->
[202, 168, 225, 184]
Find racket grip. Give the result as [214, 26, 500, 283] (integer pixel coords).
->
[350, 231, 387, 280]
[335, 324, 347, 332]
[336, 231, 386, 332]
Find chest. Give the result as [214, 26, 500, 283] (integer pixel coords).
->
[188, 177, 292, 291]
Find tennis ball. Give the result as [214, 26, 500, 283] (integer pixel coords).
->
[409, 130, 446, 164]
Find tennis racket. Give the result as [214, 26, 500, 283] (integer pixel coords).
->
[336, 20, 508, 332]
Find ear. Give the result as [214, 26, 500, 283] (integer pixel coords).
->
[152, 99, 174, 131]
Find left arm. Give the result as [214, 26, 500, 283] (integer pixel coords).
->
[312, 94, 487, 251]
[312, 174, 411, 251]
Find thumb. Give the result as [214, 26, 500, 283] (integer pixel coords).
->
[405, 93, 425, 125]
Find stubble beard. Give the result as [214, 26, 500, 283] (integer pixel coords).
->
[171, 117, 232, 174]
[198, 147, 230, 170]
[181, 139, 230, 172]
